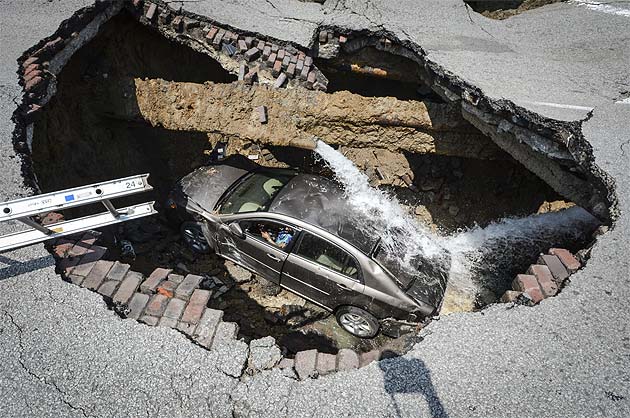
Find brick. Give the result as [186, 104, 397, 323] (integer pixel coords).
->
[157, 280, 177, 298]
[71, 245, 107, 277]
[272, 60, 282, 76]
[524, 287, 544, 304]
[266, 52, 277, 66]
[290, 54, 297, 64]
[527, 264, 558, 298]
[336, 348, 359, 370]
[273, 73, 287, 89]
[512, 274, 539, 292]
[271, 44, 279, 53]
[255, 105, 268, 123]
[22, 56, 39, 69]
[281, 56, 290, 69]
[244, 47, 260, 62]
[262, 45, 271, 58]
[68, 274, 84, 286]
[549, 248, 581, 273]
[206, 26, 219, 41]
[181, 289, 212, 324]
[158, 317, 178, 328]
[359, 349, 381, 367]
[316, 352, 336, 376]
[244, 36, 254, 47]
[277, 49, 285, 60]
[238, 39, 248, 52]
[213, 29, 226, 47]
[106, 261, 130, 281]
[296, 59, 304, 72]
[319, 30, 328, 43]
[112, 271, 143, 304]
[193, 308, 223, 347]
[243, 69, 257, 84]
[177, 321, 197, 335]
[127, 293, 150, 320]
[294, 349, 317, 380]
[257, 40, 265, 50]
[144, 294, 169, 317]
[306, 71, 316, 85]
[97, 280, 119, 298]
[276, 357, 294, 369]
[140, 315, 159, 326]
[339, 35, 347, 44]
[299, 65, 310, 80]
[52, 239, 74, 259]
[168, 273, 185, 284]
[286, 63, 296, 77]
[175, 274, 203, 300]
[24, 69, 43, 83]
[225, 31, 236, 42]
[172, 15, 183, 31]
[304, 56, 313, 66]
[238, 63, 247, 81]
[145, 3, 157, 20]
[538, 254, 570, 284]
[82, 260, 114, 291]
[163, 297, 186, 320]
[68, 239, 91, 258]
[140, 268, 171, 294]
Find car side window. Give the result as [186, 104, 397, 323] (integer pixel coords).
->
[296, 233, 360, 280]
[240, 220, 296, 251]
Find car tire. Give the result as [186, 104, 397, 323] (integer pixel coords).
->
[180, 221, 211, 254]
[335, 306, 380, 338]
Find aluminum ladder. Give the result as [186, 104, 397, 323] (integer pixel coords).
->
[0, 174, 157, 253]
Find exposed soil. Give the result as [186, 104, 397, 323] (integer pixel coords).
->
[465, 0, 565, 19]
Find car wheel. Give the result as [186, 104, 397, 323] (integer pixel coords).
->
[180, 221, 211, 254]
[335, 306, 379, 338]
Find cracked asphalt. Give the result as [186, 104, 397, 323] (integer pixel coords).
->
[1, 1, 629, 417]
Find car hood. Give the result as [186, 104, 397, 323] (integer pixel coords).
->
[177, 163, 251, 213]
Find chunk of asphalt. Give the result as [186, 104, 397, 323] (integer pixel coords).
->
[248, 336, 282, 373]
[294, 349, 318, 380]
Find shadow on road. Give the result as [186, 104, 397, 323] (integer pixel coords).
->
[0, 254, 55, 280]
[379, 350, 449, 418]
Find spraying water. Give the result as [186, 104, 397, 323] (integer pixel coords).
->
[314, 140, 600, 312]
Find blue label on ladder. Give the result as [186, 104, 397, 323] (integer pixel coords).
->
[64, 194, 75, 202]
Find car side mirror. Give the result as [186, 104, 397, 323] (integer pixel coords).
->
[228, 222, 245, 238]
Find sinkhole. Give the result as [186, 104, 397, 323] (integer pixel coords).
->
[22, 10, 602, 357]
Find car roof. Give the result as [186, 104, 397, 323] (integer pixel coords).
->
[268, 174, 379, 254]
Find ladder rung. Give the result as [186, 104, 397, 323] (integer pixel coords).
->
[0, 202, 156, 253]
[0, 174, 152, 221]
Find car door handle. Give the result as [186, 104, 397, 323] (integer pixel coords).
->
[336, 283, 351, 291]
[267, 253, 281, 262]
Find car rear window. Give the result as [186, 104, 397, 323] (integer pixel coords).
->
[218, 170, 294, 214]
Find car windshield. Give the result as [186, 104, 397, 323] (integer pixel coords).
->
[218, 170, 294, 214]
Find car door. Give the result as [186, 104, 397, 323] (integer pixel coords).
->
[216, 218, 296, 284]
[280, 232, 365, 309]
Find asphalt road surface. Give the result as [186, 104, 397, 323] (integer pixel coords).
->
[1, 1, 628, 417]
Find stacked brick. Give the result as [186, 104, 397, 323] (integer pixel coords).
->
[132, 1, 328, 91]
[50, 231, 375, 380]
[501, 248, 581, 305]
